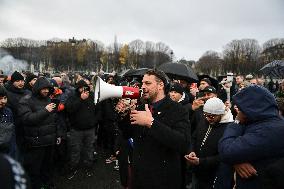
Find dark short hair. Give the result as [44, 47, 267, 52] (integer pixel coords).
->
[200, 78, 212, 86]
[145, 69, 168, 86]
[0, 86, 7, 97]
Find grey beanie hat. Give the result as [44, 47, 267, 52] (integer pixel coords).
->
[203, 97, 225, 115]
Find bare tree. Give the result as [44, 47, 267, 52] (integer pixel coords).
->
[223, 39, 261, 74]
[196, 51, 223, 76]
[129, 39, 145, 68]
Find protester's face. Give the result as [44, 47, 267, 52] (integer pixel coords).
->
[84, 79, 94, 91]
[203, 92, 217, 101]
[29, 78, 37, 87]
[239, 83, 245, 90]
[236, 76, 243, 85]
[142, 74, 163, 102]
[0, 96, 7, 109]
[169, 91, 182, 102]
[280, 83, 284, 91]
[107, 77, 114, 83]
[236, 110, 248, 124]
[53, 77, 62, 87]
[76, 75, 83, 83]
[40, 88, 49, 97]
[204, 113, 222, 125]
[13, 80, 25, 89]
[279, 110, 283, 117]
[179, 80, 188, 88]
[60, 73, 67, 78]
[199, 81, 209, 90]
[0, 78, 4, 86]
[250, 79, 257, 85]
[224, 82, 230, 88]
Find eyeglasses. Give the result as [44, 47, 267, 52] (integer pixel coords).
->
[203, 113, 217, 119]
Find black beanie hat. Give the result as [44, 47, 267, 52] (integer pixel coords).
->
[0, 86, 7, 97]
[50, 79, 59, 88]
[76, 80, 88, 89]
[25, 73, 37, 83]
[170, 83, 184, 95]
[11, 71, 24, 83]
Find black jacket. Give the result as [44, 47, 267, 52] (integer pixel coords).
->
[260, 157, 284, 189]
[191, 119, 230, 189]
[5, 81, 28, 125]
[65, 87, 99, 131]
[119, 96, 190, 189]
[18, 77, 60, 147]
[98, 98, 117, 128]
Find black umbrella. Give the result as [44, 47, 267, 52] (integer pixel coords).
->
[123, 68, 150, 77]
[158, 63, 198, 83]
[260, 60, 284, 78]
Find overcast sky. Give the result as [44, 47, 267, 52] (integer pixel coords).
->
[0, 0, 283, 60]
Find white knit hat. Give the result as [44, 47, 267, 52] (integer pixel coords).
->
[203, 97, 225, 115]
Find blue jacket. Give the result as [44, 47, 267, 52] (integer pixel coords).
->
[218, 85, 284, 189]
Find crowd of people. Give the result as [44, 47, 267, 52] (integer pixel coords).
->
[0, 69, 284, 189]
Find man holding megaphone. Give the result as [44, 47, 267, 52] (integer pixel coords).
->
[116, 69, 190, 189]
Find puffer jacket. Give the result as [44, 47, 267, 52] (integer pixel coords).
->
[18, 77, 59, 147]
[219, 85, 284, 189]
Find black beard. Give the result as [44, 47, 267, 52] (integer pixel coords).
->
[140, 96, 150, 104]
[40, 93, 49, 98]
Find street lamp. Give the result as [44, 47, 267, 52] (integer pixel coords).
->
[170, 50, 174, 62]
[70, 37, 76, 70]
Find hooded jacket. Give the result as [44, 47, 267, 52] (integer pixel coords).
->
[18, 77, 59, 147]
[219, 85, 284, 189]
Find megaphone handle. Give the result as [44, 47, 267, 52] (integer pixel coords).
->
[95, 77, 101, 104]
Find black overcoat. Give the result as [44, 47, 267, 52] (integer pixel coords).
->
[120, 96, 190, 189]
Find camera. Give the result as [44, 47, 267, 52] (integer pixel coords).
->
[51, 98, 60, 110]
[196, 92, 204, 98]
[82, 86, 90, 92]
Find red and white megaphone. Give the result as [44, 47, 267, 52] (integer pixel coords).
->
[94, 76, 140, 104]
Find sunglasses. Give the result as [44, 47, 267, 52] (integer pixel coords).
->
[203, 113, 217, 119]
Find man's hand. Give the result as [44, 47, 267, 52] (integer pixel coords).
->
[81, 91, 89, 100]
[56, 137, 61, 145]
[115, 151, 120, 156]
[234, 105, 240, 113]
[190, 88, 199, 97]
[234, 163, 257, 178]
[130, 104, 153, 128]
[184, 152, 196, 160]
[46, 103, 56, 112]
[192, 98, 204, 110]
[115, 99, 130, 114]
[184, 152, 199, 165]
[225, 100, 232, 110]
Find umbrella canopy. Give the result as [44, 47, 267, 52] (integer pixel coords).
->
[118, 69, 130, 77]
[260, 60, 284, 78]
[123, 68, 150, 77]
[158, 63, 198, 83]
